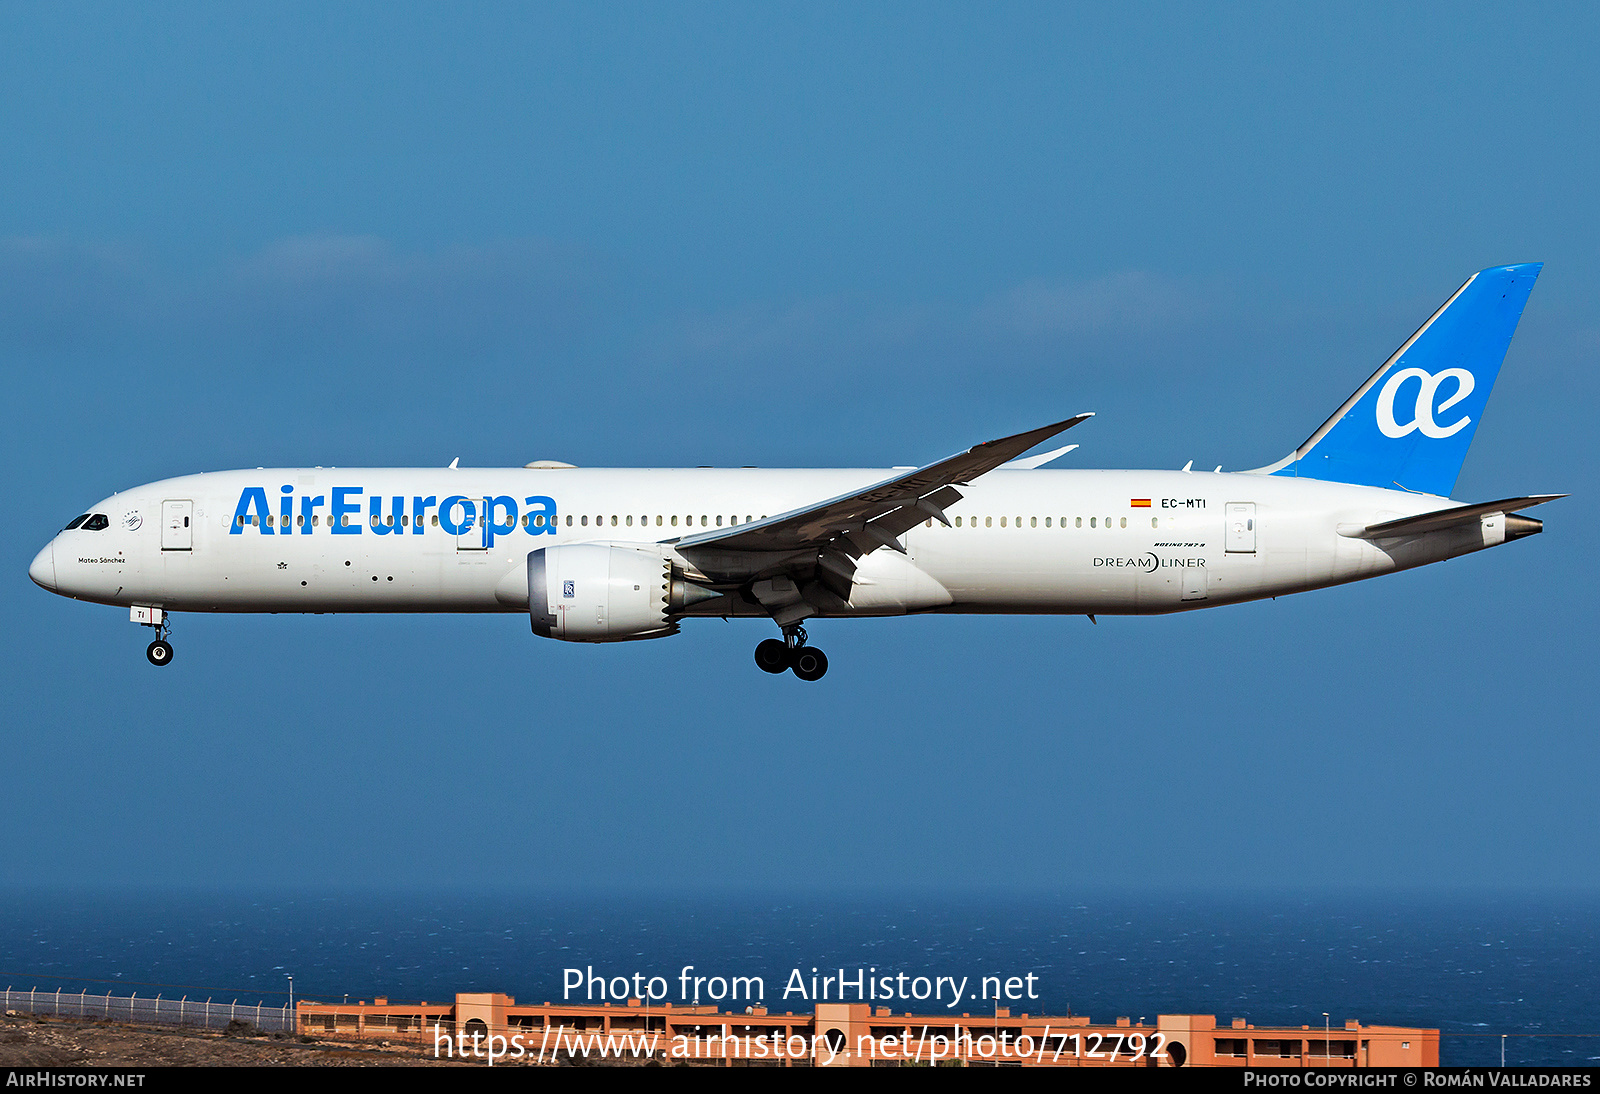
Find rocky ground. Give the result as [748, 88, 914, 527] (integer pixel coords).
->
[0, 1011, 468, 1067]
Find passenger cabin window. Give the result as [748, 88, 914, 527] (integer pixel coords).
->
[82, 514, 110, 531]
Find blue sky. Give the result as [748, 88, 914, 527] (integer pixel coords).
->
[3, 2, 1597, 892]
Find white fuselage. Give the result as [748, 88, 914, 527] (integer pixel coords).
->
[29, 467, 1506, 620]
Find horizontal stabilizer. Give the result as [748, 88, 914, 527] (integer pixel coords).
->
[1343, 494, 1566, 539]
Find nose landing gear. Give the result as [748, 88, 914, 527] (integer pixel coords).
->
[752, 625, 827, 681]
[137, 610, 174, 667]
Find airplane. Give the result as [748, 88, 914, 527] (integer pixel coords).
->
[29, 263, 1561, 681]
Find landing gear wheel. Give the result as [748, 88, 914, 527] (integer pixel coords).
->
[791, 646, 828, 682]
[755, 639, 791, 674]
[146, 640, 174, 667]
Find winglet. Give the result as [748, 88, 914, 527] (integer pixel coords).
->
[956, 414, 1093, 482]
[1001, 444, 1079, 470]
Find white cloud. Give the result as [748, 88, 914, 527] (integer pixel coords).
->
[0, 234, 605, 360]
[973, 271, 1202, 337]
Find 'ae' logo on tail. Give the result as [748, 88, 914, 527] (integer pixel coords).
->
[1375, 367, 1475, 439]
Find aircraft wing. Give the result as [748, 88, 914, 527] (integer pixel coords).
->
[672, 414, 1092, 623]
[1344, 494, 1566, 539]
[676, 414, 1093, 555]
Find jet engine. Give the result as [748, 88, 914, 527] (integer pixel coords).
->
[527, 543, 718, 642]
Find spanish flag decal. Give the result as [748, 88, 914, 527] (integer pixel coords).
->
[1131, 498, 1151, 508]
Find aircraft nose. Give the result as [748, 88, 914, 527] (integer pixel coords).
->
[29, 541, 56, 591]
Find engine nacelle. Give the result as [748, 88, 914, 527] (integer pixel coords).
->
[527, 544, 678, 642]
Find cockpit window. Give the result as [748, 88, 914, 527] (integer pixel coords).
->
[63, 514, 90, 530]
[81, 514, 110, 531]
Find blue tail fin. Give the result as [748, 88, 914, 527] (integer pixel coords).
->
[1255, 263, 1541, 497]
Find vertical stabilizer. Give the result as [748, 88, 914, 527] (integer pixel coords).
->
[1251, 263, 1541, 497]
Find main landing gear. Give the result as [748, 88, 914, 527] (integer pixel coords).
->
[754, 625, 828, 681]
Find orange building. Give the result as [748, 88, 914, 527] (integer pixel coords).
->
[296, 992, 1438, 1067]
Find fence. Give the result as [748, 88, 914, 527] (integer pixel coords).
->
[2, 986, 293, 1033]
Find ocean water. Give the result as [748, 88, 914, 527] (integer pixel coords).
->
[1, 889, 1594, 1067]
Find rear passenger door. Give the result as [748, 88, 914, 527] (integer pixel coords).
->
[1225, 502, 1256, 554]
